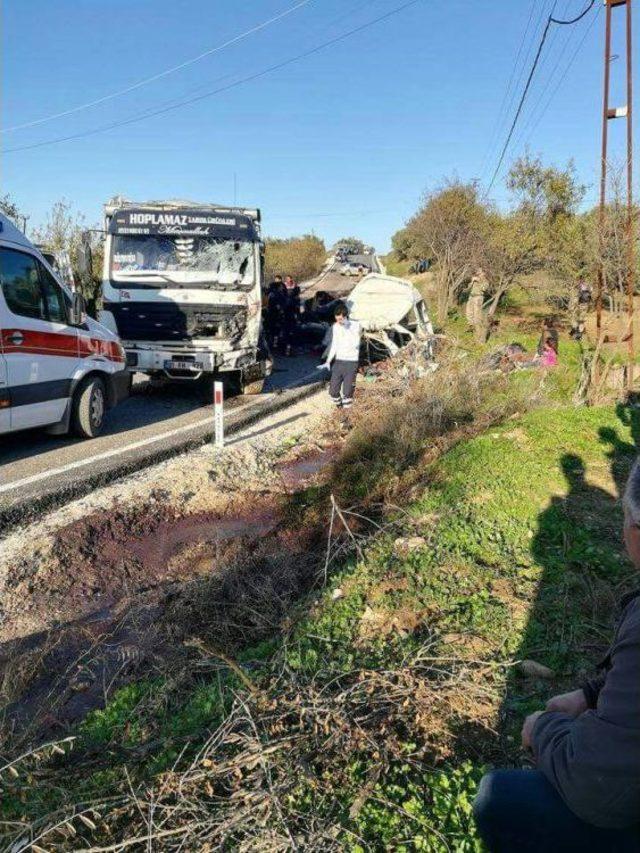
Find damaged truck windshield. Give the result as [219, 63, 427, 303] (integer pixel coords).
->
[111, 235, 255, 286]
[109, 207, 258, 288]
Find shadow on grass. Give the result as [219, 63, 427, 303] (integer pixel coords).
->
[498, 409, 638, 764]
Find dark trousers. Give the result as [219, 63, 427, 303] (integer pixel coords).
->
[329, 359, 358, 408]
[473, 770, 640, 853]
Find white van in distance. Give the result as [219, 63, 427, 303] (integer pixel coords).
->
[0, 213, 130, 438]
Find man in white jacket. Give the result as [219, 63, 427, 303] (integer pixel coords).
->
[319, 302, 361, 409]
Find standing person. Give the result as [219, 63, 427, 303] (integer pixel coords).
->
[578, 278, 592, 306]
[282, 275, 301, 356]
[319, 302, 361, 410]
[473, 459, 640, 852]
[266, 277, 286, 353]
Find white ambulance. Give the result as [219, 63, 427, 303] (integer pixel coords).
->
[0, 213, 130, 439]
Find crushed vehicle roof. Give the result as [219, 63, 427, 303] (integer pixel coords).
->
[346, 273, 429, 331]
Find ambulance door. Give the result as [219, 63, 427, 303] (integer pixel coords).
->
[0, 246, 79, 431]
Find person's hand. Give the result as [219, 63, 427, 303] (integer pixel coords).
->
[545, 689, 588, 717]
[317, 362, 330, 371]
[521, 710, 544, 751]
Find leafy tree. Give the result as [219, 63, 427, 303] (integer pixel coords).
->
[334, 237, 366, 254]
[474, 211, 541, 339]
[396, 179, 489, 321]
[506, 154, 590, 318]
[264, 234, 326, 285]
[506, 153, 585, 222]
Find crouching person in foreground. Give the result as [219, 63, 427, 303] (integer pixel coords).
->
[474, 460, 640, 852]
[319, 302, 361, 410]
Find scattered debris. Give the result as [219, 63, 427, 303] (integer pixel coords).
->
[518, 659, 555, 679]
[393, 535, 427, 558]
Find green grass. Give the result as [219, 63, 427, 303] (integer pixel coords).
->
[276, 403, 635, 847]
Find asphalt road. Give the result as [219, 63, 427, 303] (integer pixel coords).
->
[0, 254, 380, 524]
[303, 252, 379, 298]
[0, 354, 321, 525]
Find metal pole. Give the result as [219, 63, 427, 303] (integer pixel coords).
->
[625, 0, 635, 390]
[596, 0, 613, 339]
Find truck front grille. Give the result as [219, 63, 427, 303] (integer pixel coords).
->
[106, 302, 247, 342]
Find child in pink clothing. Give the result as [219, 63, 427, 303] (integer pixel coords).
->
[540, 338, 558, 367]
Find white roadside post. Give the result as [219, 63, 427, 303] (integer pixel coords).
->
[213, 380, 224, 449]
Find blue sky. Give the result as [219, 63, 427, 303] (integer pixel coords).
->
[1, 0, 637, 251]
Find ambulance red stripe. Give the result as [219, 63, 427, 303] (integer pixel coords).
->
[1, 328, 124, 363]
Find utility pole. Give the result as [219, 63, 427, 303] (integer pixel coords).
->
[596, 0, 635, 391]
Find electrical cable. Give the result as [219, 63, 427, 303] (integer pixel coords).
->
[477, 0, 537, 180]
[480, 0, 557, 184]
[485, 0, 596, 194]
[550, 0, 595, 25]
[515, 3, 600, 150]
[2, 0, 314, 134]
[4, 0, 422, 155]
[509, 0, 578, 148]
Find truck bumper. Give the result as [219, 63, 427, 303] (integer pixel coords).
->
[126, 347, 219, 376]
[125, 346, 264, 379]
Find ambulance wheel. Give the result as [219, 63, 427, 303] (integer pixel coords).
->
[72, 376, 106, 438]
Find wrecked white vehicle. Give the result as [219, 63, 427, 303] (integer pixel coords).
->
[346, 273, 434, 359]
[95, 198, 271, 394]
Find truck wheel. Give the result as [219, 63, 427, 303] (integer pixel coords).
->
[242, 377, 265, 395]
[72, 376, 107, 438]
[228, 370, 265, 395]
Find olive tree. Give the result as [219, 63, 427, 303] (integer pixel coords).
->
[396, 179, 489, 322]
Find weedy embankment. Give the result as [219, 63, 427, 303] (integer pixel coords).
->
[1, 338, 636, 851]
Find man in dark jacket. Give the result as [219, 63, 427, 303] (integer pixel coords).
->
[474, 461, 640, 852]
[282, 275, 301, 356]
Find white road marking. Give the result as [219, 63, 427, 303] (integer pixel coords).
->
[0, 399, 264, 495]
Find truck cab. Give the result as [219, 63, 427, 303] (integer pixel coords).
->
[0, 213, 129, 438]
[98, 198, 271, 395]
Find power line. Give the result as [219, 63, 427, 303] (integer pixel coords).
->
[508, 0, 580, 149]
[477, 0, 537, 181]
[513, 3, 600, 153]
[485, 0, 596, 194]
[2, 0, 314, 135]
[480, 0, 557, 185]
[4, 0, 422, 155]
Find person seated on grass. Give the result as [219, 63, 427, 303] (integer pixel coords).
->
[473, 459, 640, 852]
[538, 336, 558, 368]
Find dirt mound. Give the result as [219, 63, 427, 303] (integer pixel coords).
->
[1, 495, 280, 646]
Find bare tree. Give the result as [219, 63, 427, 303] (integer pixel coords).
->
[33, 200, 104, 316]
[0, 193, 27, 230]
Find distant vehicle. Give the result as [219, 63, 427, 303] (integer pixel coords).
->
[92, 197, 272, 396]
[0, 213, 129, 438]
[340, 263, 362, 277]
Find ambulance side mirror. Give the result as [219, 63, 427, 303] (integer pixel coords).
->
[71, 291, 87, 326]
[77, 234, 93, 281]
